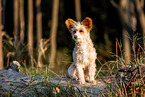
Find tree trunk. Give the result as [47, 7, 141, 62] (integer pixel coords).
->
[36, 0, 42, 67]
[14, 0, 20, 61]
[28, 0, 34, 68]
[132, 0, 145, 63]
[19, 0, 25, 63]
[50, 0, 59, 68]
[0, 0, 4, 69]
[120, 0, 131, 65]
[122, 29, 131, 64]
[20, 0, 25, 45]
[75, 0, 81, 21]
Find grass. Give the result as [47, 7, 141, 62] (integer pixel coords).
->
[2, 70, 93, 96]
[1, 33, 145, 96]
[3, 56, 145, 96]
[4, 56, 143, 97]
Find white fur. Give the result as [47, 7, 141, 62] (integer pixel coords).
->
[66, 18, 97, 84]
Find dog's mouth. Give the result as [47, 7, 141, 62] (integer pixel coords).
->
[72, 34, 85, 42]
[73, 37, 82, 43]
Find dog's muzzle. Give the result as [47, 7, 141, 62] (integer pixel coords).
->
[74, 35, 77, 39]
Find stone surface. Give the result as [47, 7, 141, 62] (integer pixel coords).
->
[1, 61, 145, 96]
[0, 61, 112, 96]
[116, 64, 145, 96]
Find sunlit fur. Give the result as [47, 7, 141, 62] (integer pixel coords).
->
[65, 17, 97, 84]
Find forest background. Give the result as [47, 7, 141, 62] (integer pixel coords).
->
[0, 0, 145, 75]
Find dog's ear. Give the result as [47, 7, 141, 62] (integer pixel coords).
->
[81, 17, 92, 31]
[65, 19, 76, 31]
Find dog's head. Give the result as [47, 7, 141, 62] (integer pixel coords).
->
[65, 17, 92, 42]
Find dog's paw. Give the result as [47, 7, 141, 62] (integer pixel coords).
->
[88, 80, 96, 84]
[91, 80, 96, 84]
[78, 80, 86, 84]
[72, 76, 78, 80]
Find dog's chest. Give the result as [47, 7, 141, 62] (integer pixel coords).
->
[74, 43, 90, 65]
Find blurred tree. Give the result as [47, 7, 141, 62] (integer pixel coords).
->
[111, 0, 145, 64]
[19, 0, 25, 65]
[111, 0, 134, 65]
[28, 0, 34, 68]
[2, 0, 144, 69]
[14, 0, 20, 61]
[132, 0, 145, 63]
[50, 0, 59, 68]
[75, 0, 81, 21]
[20, 0, 25, 45]
[36, 0, 42, 67]
[0, 0, 4, 69]
[120, 0, 131, 65]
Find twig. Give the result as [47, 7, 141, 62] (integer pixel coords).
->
[22, 60, 29, 75]
[116, 39, 118, 69]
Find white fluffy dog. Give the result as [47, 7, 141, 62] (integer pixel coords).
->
[65, 17, 97, 84]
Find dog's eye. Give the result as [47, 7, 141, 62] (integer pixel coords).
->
[73, 31, 76, 34]
[79, 30, 84, 34]
[73, 30, 77, 34]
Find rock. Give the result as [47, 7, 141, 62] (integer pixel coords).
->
[0, 61, 111, 96]
[116, 64, 145, 96]
[5, 61, 21, 72]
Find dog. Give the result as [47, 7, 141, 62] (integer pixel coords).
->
[65, 17, 97, 84]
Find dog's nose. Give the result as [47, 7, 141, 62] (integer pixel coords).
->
[74, 35, 77, 39]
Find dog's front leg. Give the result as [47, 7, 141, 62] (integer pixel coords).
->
[88, 63, 96, 84]
[68, 63, 78, 80]
[76, 64, 85, 84]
